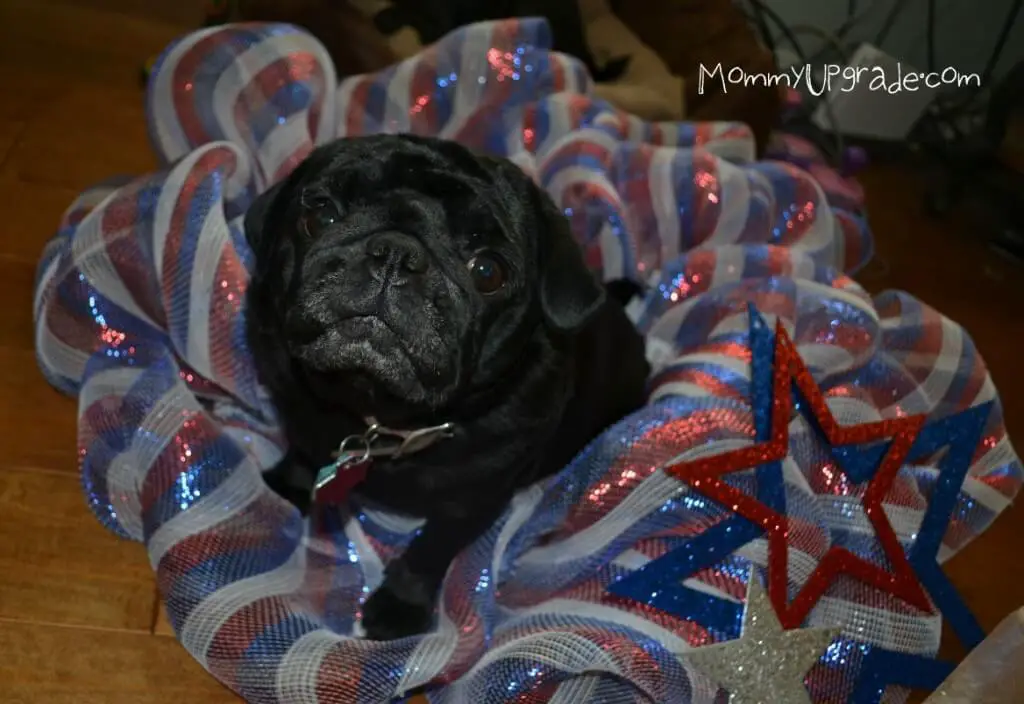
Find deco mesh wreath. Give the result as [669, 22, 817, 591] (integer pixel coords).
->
[33, 19, 1021, 704]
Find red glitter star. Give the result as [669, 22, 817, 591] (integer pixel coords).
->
[664, 320, 932, 629]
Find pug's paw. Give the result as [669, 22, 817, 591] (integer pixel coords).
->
[361, 561, 437, 640]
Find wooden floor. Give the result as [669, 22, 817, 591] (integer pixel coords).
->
[0, 1, 1020, 702]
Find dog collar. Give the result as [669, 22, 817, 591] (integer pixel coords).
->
[312, 417, 456, 505]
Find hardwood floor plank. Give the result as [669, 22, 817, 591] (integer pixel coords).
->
[0, 120, 24, 167]
[0, 620, 238, 703]
[0, 258, 36, 353]
[0, 179, 83, 263]
[152, 600, 176, 637]
[0, 84, 158, 191]
[0, 65, 64, 123]
[0, 350, 78, 472]
[0, 0, 191, 88]
[0, 468, 155, 631]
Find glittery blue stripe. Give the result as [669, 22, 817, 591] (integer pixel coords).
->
[530, 100, 551, 152]
[249, 80, 313, 146]
[237, 613, 324, 701]
[355, 642, 422, 703]
[537, 145, 610, 185]
[131, 179, 163, 276]
[141, 432, 247, 536]
[162, 514, 303, 620]
[229, 218, 255, 273]
[834, 207, 874, 274]
[192, 28, 270, 145]
[849, 647, 953, 704]
[936, 330, 976, 410]
[167, 169, 218, 355]
[750, 163, 797, 244]
[671, 154, 697, 250]
[905, 402, 992, 649]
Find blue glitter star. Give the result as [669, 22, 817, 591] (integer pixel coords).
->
[906, 402, 992, 647]
[609, 304, 993, 660]
[607, 306, 780, 636]
[847, 400, 993, 704]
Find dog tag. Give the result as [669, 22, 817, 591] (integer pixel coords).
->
[313, 453, 370, 505]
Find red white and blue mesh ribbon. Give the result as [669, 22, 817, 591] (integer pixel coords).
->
[32, 19, 1020, 704]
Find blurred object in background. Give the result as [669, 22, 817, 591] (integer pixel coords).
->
[239, 0, 400, 76]
[611, 0, 782, 154]
[922, 59, 1024, 263]
[578, 0, 686, 122]
[740, 0, 1024, 265]
[140, 0, 399, 83]
[922, 607, 1024, 703]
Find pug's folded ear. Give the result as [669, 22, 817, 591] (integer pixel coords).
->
[537, 196, 606, 334]
[243, 181, 286, 260]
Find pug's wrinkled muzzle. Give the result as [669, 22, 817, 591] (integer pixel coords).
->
[282, 228, 461, 404]
[363, 230, 429, 284]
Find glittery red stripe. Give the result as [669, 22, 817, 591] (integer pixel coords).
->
[407, 47, 439, 134]
[171, 32, 233, 148]
[208, 247, 247, 393]
[345, 78, 371, 137]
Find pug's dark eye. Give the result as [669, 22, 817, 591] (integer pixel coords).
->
[301, 204, 340, 238]
[467, 251, 507, 295]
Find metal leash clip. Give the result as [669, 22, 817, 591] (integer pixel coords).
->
[313, 420, 457, 501]
[368, 420, 457, 459]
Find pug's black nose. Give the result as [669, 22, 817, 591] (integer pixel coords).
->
[365, 231, 428, 276]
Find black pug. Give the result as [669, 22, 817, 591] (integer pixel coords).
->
[244, 134, 649, 640]
[372, 0, 631, 83]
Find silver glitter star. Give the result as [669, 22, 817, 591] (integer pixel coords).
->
[684, 578, 840, 704]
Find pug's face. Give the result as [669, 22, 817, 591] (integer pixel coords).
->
[244, 135, 604, 420]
